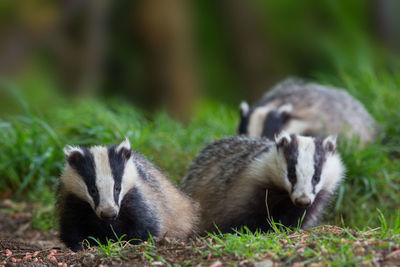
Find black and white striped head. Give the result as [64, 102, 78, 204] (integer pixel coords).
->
[274, 132, 345, 208]
[61, 139, 137, 221]
[238, 102, 295, 139]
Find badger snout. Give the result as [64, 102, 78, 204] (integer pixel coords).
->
[100, 209, 118, 221]
[294, 195, 311, 208]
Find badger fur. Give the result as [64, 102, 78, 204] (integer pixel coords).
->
[238, 78, 378, 145]
[181, 133, 345, 233]
[57, 139, 199, 251]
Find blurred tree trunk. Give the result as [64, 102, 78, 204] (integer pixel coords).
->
[51, 0, 109, 95]
[219, 0, 281, 101]
[0, 1, 57, 76]
[0, 28, 33, 75]
[135, 0, 199, 122]
[374, 0, 400, 53]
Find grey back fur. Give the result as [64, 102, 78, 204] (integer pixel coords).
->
[181, 137, 276, 232]
[242, 78, 378, 145]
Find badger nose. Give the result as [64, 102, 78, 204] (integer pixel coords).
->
[294, 197, 311, 208]
[100, 210, 118, 221]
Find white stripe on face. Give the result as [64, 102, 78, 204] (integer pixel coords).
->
[248, 105, 275, 137]
[119, 158, 138, 205]
[61, 166, 95, 208]
[321, 154, 345, 193]
[90, 146, 119, 218]
[284, 119, 310, 135]
[291, 137, 316, 202]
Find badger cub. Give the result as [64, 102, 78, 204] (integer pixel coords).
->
[181, 133, 345, 233]
[238, 78, 377, 145]
[57, 139, 198, 251]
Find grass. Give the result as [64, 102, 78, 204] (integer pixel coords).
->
[83, 217, 400, 266]
[87, 228, 135, 260]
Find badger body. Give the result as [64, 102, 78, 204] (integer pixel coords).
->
[57, 139, 198, 251]
[181, 134, 345, 233]
[238, 79, 378, 145]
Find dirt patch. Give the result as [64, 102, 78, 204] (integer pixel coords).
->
[0, 238, 240, 266]
[0, 200, 399, 266]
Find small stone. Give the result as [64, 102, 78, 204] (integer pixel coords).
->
[5, 249, 12, 257]
[355, 247, 365, 255]
[11, 258, 21, 263]
[292, 263, 304, 267]
[254, 259, 273, 267]
[239, 259, 249, 266]
[210, 261, 222, 267]
[386, 249, 400, 259]
[50, 256, 57, 262]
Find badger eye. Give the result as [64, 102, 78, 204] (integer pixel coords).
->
[312, 175, 320, 184]
[90, 188, 98, 196]
[114, 185, 121, 193]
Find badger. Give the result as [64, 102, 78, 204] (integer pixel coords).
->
[181, 133, 345, 233]
[238, 78, 378, 146]
[57, 139, 199, 251]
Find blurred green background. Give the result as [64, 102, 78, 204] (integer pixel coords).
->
[0, 0, 399, 230]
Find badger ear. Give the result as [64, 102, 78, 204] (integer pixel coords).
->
[239, 101, 250, 116]
[117, 137, 132, 159]
[63, 146, 84, 166]
[275, 131, 291, 147]
[323, 136, 337, 153]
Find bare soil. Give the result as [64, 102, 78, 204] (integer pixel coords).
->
[0, 200, 399, 266]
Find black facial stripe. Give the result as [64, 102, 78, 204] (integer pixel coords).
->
[261, 110, 290, 139]
[238, 109, 252, 135]
[108, 145, 127, 205]
[282, 134, 299, 186]
[312, 137, 327, 193]
[68, 147, 99, 207]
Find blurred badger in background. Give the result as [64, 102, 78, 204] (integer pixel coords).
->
[238, 79, 378, 146]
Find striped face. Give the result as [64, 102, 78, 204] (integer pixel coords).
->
[61, 139, 136, 221]
[275, 133, 344, 208]
[238, 102, 297, 139]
